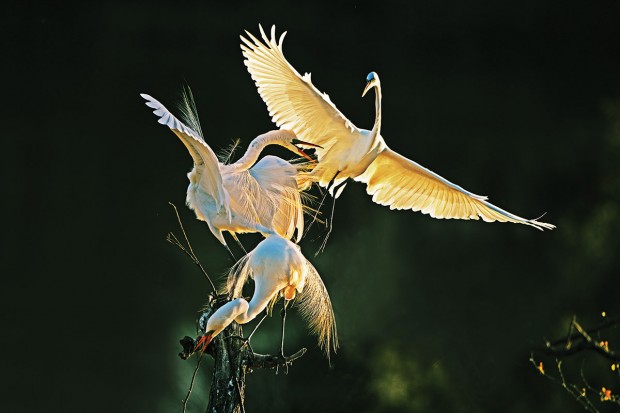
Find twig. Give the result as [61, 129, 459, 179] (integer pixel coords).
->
[166, 202, 217, 293]
[532, 314, 620, 411]
[235, 377, 246, 413]
[538, 318, 620, 362]
[565, 315, 576, 350]
[249, 348, 307, 369]
[548, 314, 620, 348]
[572, 320, 619, 361]
[529, 355, 600, 413]
[179, 335, 307, 370]
[181, 352, 205, 413]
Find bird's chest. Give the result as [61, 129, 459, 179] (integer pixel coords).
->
[336, 134, 380, 177]
[188, 183, 218, 213]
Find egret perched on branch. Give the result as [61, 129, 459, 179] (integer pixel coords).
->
[240, 26, 555, 230]
[141, 92, 321, 253]
[194, 234, 338, 359]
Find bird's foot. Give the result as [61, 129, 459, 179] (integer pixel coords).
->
[275, 351, 290, 375]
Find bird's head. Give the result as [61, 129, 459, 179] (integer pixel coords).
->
[193, 330, 215, 354]
[286, 135, 323, 162]
[362, 71, 380, 97]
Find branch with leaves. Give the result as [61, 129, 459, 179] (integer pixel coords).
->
[531, 314, 620, 412]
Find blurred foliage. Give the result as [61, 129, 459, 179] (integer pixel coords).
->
[369, 342, 471, 413]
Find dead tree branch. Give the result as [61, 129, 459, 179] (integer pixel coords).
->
[178, 295, 307, 413]
[167, 208, 306, 412]
[536, 315, 620, 363]
[166, 202, 217, 293]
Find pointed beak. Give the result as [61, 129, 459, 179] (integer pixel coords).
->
[296, 147, 315, 162]
[194, 331, 214, 354]
[362, 80, 374, 97]
[291, 138, 322, 149]
[291, 138, 322, 163]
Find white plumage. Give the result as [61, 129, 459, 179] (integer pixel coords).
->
[241, 26, 555, 230]
[196, 234, 338, 358]
[142, 92, 316, 249]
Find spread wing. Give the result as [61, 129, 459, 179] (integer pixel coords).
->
[356, 147, 555, 230]
[141, 94, 229, 213]
[241, 25, 359, 160]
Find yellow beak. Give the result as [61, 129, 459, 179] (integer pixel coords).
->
[362, 80, 374, 97]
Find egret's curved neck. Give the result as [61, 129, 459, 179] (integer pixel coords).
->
[371, 84, 382, 136]
[231, 130, 292, 171]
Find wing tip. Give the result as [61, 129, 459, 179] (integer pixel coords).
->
[528, 219, 556, 231]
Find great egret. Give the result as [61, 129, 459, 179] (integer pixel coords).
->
[240, 26, 555, 231]
[194, 234, 338, 358]
[141, 92, 321, 252]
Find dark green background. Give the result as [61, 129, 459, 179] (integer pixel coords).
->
[5, 1, 620, 412]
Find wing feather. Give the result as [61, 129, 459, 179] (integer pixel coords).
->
[241, 25, 359, 159]
[356, 147, 555, 230]
[141, 94, 229, 212]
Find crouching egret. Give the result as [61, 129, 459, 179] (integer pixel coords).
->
[240, 26, 555, 231]
[194, 234, 338, 359]
[141, 91, 322, 253]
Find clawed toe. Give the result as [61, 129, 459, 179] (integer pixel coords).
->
[276, 352, 289, 375]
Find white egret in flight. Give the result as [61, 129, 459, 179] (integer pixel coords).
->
[141, 92, 322, 253]
[194, 234, 338, 358]
[240, 26, 555, 230]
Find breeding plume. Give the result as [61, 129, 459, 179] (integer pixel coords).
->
[142, 92, 319, 250]
[241, 26, 555, 230]
[194, 234, 338, 358]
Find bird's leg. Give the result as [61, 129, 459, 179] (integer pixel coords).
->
[226, 309, 269, 354]
[280, 301, 288, 356]
[276, 300, 289, 375]
[316, 188, 341, 255]
[315, 173, 347, 255]
[303, 188, 329, 237]
[234, 311, 269, 353]
[246, 311, 268, 344]
[231, 233, 248, 255]
[225, 244, 237, 262]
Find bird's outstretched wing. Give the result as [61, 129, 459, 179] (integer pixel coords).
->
[355, 147, 555, 230]
[241, 25, 359, 159]
[141, 94, 229, 213]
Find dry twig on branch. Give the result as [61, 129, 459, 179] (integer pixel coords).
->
[531, 314, 620, 412]
[166, 205, 307, 413]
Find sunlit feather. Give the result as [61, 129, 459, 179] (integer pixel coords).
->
[223, 234, 338, 358]
[142, 92, 312, 248]
[241, 25, 555, 230]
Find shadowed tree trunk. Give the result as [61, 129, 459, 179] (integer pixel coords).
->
[167, 207, 307, 412]
[179, 295, 306, 413]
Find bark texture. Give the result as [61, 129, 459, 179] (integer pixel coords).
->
[179, 295, 306, 413]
